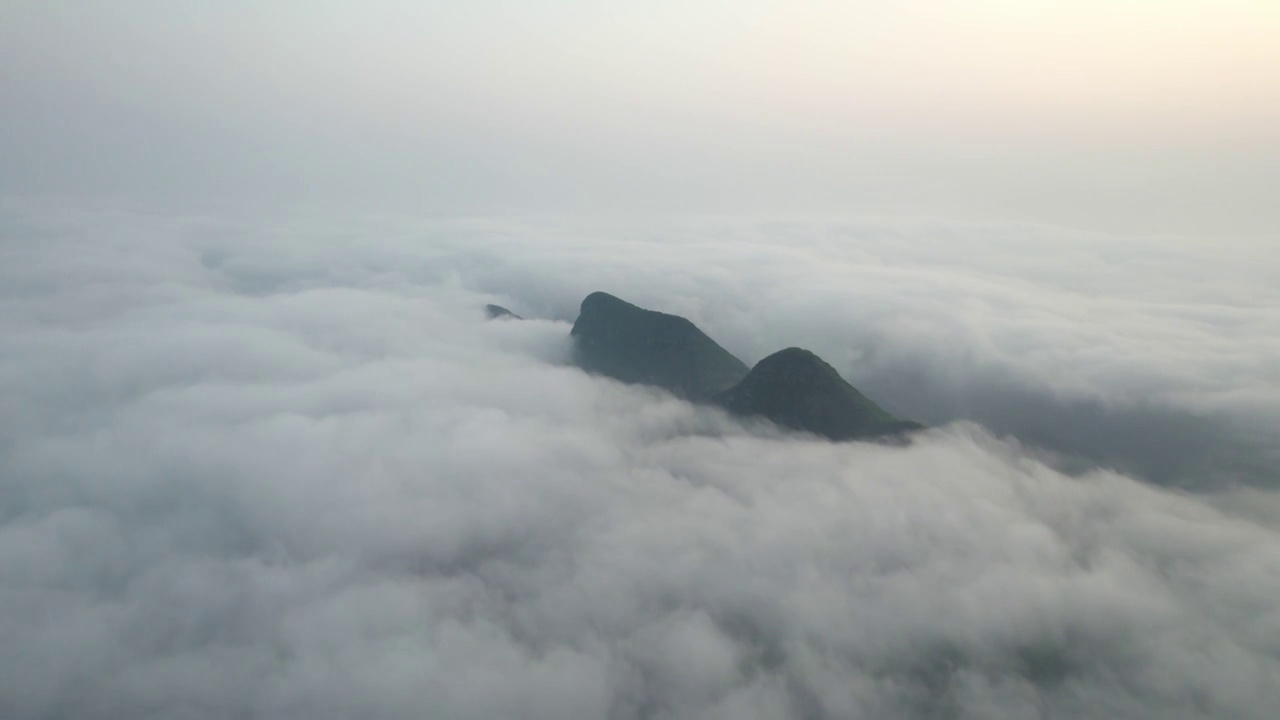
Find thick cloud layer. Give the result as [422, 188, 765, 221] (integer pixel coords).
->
[448, 218, 1279, 488]
[2, 202, 1279, 719]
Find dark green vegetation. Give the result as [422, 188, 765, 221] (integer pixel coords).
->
[717, 347, 923, 440]
[570, 292, 750, 400]
[569, 291, 919, 441]
[485, 304, 522, 320]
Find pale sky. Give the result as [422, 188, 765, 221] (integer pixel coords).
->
[3, 1, 1277, 232]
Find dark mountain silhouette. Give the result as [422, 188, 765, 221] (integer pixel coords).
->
[570, 291, 919, 441]
[716, 347, 922, 441]
[485, 304, 522, 320]
[570, 291, 749, 399]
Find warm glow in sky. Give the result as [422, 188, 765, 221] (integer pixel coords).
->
[725, 1, 1279, 134]
[2, 1, 1277, 231]
[310, 0, 1280, 137]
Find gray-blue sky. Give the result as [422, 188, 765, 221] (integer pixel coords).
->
[3, 1, 1278, 232]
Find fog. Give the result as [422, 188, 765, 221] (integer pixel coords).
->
[446, 217, 1279, 489]
[2, 2, 1278, 233]
[2, 201, 1278, 718]
[4, 2, 1279, 716]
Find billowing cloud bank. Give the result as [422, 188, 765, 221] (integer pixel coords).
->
[456, 216, 1279, 489]
[2, 202, 1278, 719]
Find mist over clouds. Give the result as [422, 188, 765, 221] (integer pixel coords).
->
[2, 201, 1278, 718]
[449, 217, 1279, 489]
[3, 2, 1277, 716]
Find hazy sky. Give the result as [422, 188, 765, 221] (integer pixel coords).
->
[3, 1, 1277, 232]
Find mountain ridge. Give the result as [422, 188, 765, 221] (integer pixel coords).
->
[716, 347, 922, 440]
[485, 304, 522, 320]
[570, 292, 750, 400]
[568, 291, 919, 441]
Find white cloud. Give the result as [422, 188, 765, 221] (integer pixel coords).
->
[443, 216, 1279, 487]
[1, 203, 1278, 718]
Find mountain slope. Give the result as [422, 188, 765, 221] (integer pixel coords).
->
[570, 291, 749, 399]
[485, 304, 522, 320]
[716, 347, 921, 441]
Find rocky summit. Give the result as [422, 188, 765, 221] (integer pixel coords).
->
[570, 291, 749, 399]
[716, 347, 922, 441]
[570, 292, 920, 441]
[485, 304, 522, 320]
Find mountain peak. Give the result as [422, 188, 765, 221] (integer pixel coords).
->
[569, 292, 919, 441]
[580, 291, 633, 311]
[485, 304, 522, 320]
[752, 347, 841, 378]
[570, 291, 748, 399]
[717, 347, 919, 441]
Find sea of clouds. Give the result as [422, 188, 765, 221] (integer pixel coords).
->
[2, 199, 1278, 719]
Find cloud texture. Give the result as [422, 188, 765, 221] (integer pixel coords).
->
[1, 202, 1278, 718]
[454, 217, 1279, 488]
